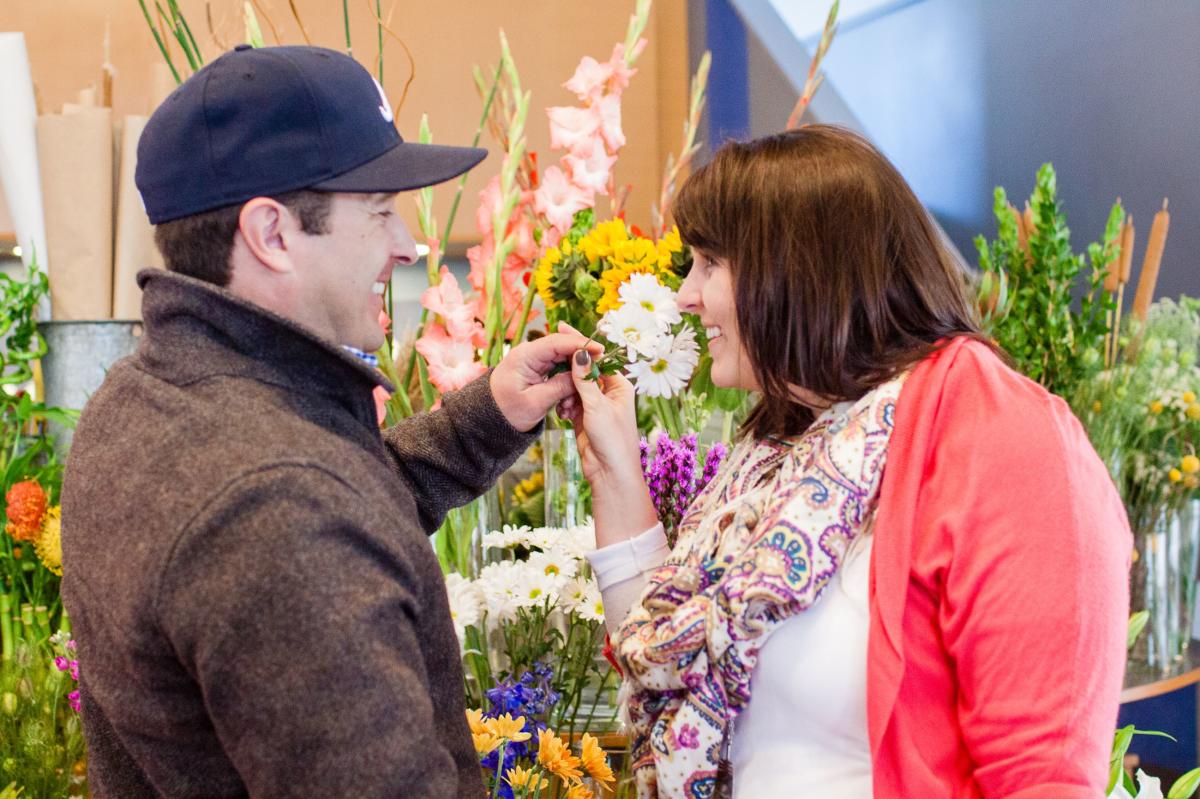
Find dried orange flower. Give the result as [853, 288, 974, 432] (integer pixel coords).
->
[5, 480, 47, 542]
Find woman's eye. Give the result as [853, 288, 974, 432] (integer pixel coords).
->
[376, 210, 393, 218]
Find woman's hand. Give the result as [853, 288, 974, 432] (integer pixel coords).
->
[557, 340, 658, 547]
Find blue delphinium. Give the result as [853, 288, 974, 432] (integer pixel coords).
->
[480, 662, 562, 798]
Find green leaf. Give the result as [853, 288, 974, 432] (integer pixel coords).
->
[1128, 610, 1150, 650]
[1168, 768, 1200, 799]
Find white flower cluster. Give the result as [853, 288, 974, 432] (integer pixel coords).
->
[598, 273, 700, 398]
[443, 521, 605, 648]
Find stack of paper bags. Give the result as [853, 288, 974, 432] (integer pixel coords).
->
[0, 33, 48, 281]
[28, 62, 175, 321]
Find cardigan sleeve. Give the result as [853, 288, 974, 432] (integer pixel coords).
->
[926, 358, 1131, 796]
[585, 523, 670, 636]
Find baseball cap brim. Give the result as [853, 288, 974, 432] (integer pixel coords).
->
[311, 140, 487, 193]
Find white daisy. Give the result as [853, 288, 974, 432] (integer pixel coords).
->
[476, 561, 524, 621]
[599, 302, 665, 360]
[527, 549, 579, 584]
[626, 325, 700, 398]
[618, 272, 681, 330]
[514, 565, 563, 610]
[444, 572, 482, 645]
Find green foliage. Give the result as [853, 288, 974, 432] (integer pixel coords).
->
[0, 632, 86, 797]
[975, 163, 1121, 400]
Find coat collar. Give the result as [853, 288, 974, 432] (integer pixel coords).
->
[136, 269, 394, 419]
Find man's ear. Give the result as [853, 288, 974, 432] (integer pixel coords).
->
[237, 198, 296, 274]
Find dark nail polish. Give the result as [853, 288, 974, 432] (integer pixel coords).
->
[574, 349, 590, 366]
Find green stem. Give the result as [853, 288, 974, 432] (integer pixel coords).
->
[441, 63, 503, 248]
[137, 0, 182, 84]
[491, 741, 508, 799]
[0, 591, 12, 660]
[341, 0, 353, 55]
[375, 0, 384, 82]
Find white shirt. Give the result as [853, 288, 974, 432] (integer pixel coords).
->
[587, 525, 873, 798]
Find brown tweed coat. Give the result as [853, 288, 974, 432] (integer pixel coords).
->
[61, 269, 533, 798]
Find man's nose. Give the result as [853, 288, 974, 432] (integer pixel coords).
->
[391, 216, 419, 266]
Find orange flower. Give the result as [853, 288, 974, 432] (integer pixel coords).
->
[537, 729, 583, 782]
[579, 733, 615, 785]
[5, 480, 47, 542]
[565, 783, 595, 799]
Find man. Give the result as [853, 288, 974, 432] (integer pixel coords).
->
[61, 45, 591, 798]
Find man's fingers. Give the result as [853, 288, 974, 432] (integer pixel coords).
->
[519, 331, 602, 374]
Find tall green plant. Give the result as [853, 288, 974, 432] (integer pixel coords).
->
[976, 163, 1122, 400]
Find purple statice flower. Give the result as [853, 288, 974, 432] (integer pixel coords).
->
[674, 434, 699, 512]
[702, 442, 727, 486]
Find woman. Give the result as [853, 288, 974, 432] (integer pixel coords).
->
[559, 126, 1130, 798]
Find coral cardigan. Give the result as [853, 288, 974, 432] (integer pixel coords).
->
[868, 338, 1131, 797]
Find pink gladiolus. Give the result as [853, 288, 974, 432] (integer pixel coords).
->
[372, 385, 390, 426]
[415, 325, 488, 394]
[547, 105, 602, 156]
[466, 241, 536, 341]
[605, 42, 640, 95]
[563, 55, 613, 103]
[594, 94, 625, 151]
[534, 165, 594, 233]
[474, 178, 504, 241]
[420, 266, 485, 346]
[563, 138, 618, 196]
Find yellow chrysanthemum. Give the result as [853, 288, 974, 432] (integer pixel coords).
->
[465, 708, 487, 735]
[505, 765, 548, 793]
[1170, 468, 1184, 483]
[579, 220, 629, 263]
[1092, 400, 1102, 413]
[1150, 400, 1165, 415]
[1182, 455, 1200, 475]
[535, 246, 563, 308]
[537, 729, 583, 782]
[483, 713, 532, 744]
[611, 237, 660, 272]
[656, 226, 684, 270]
[1185, 391, 1197, 404]
[473, 731, 502, 754]
[513, 471, 545, 505]
[579, 733, 615, 784]
[565, 783, 595, 799]
[1187, 403, 1200, 421]
[596, 263, 666, 315]
[35, 506, 62, 576]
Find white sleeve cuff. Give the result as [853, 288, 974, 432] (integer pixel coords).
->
[585, 522, 670, 591]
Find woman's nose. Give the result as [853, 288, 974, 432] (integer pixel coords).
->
[677, 269, 702, 314]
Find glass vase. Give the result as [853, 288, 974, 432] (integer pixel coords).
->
[543, 427, 587, 528]
[1130, 510, 1176, 673]
[433, 484, 501, 579]
[1174, 499, 1200, 660]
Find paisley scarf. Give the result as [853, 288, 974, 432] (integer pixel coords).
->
[615, 373, 906, 798]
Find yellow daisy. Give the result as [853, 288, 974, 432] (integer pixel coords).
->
[535, 246, 563, 308]
[537, 729, 583, 782]
[472, 732, 501, 754]
[465, 708, 487, 736]
[483, 713, 531, 744]
[565, 783, 595, 799]
[580, 219, 629, 263]
[505, 765, 548, 793]
[35, 506, 63, 576]
[579, 733, 615, 785]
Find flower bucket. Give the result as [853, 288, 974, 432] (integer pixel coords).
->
[543, 427, 587, 528]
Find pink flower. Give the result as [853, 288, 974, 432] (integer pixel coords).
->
[594, 94, 625, 151]
[534, 165, 593, 233]
[420, 266, 485, 346]
[605, 41, 641, 95]
[372, 385, 390, 426]
[563, 55, 613, 102]
[563, 138, 617, 196]
[547, 105, 602, 156]
[54, 656, 69, 672]
[414, 325, 488, 394]
[68, 690, 81, 713]
[475, 178, 504, 241]
[466, 241, 536, 341]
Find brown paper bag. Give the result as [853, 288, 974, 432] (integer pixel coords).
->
[112, 115, 162, 319]
[36, 106, 114, 320]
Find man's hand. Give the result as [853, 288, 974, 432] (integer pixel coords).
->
[490, 323, 603, 432]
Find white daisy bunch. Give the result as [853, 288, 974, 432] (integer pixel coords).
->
[597, 272, 700, 398]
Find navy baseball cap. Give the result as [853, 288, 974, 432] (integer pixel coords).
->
[136, 45, 487, 224]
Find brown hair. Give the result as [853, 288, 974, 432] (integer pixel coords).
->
[673, 125, 990, 439]
[153, 189, 333, 286]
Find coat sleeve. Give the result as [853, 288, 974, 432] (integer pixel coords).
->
[380, 373, 539, 532]
[929, 374, 1131, 797]
[155, 463, 476, 799]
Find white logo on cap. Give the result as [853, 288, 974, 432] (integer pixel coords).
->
[372, 78, 394, 123]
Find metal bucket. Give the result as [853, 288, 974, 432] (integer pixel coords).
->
[38, 320, 143, 452]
